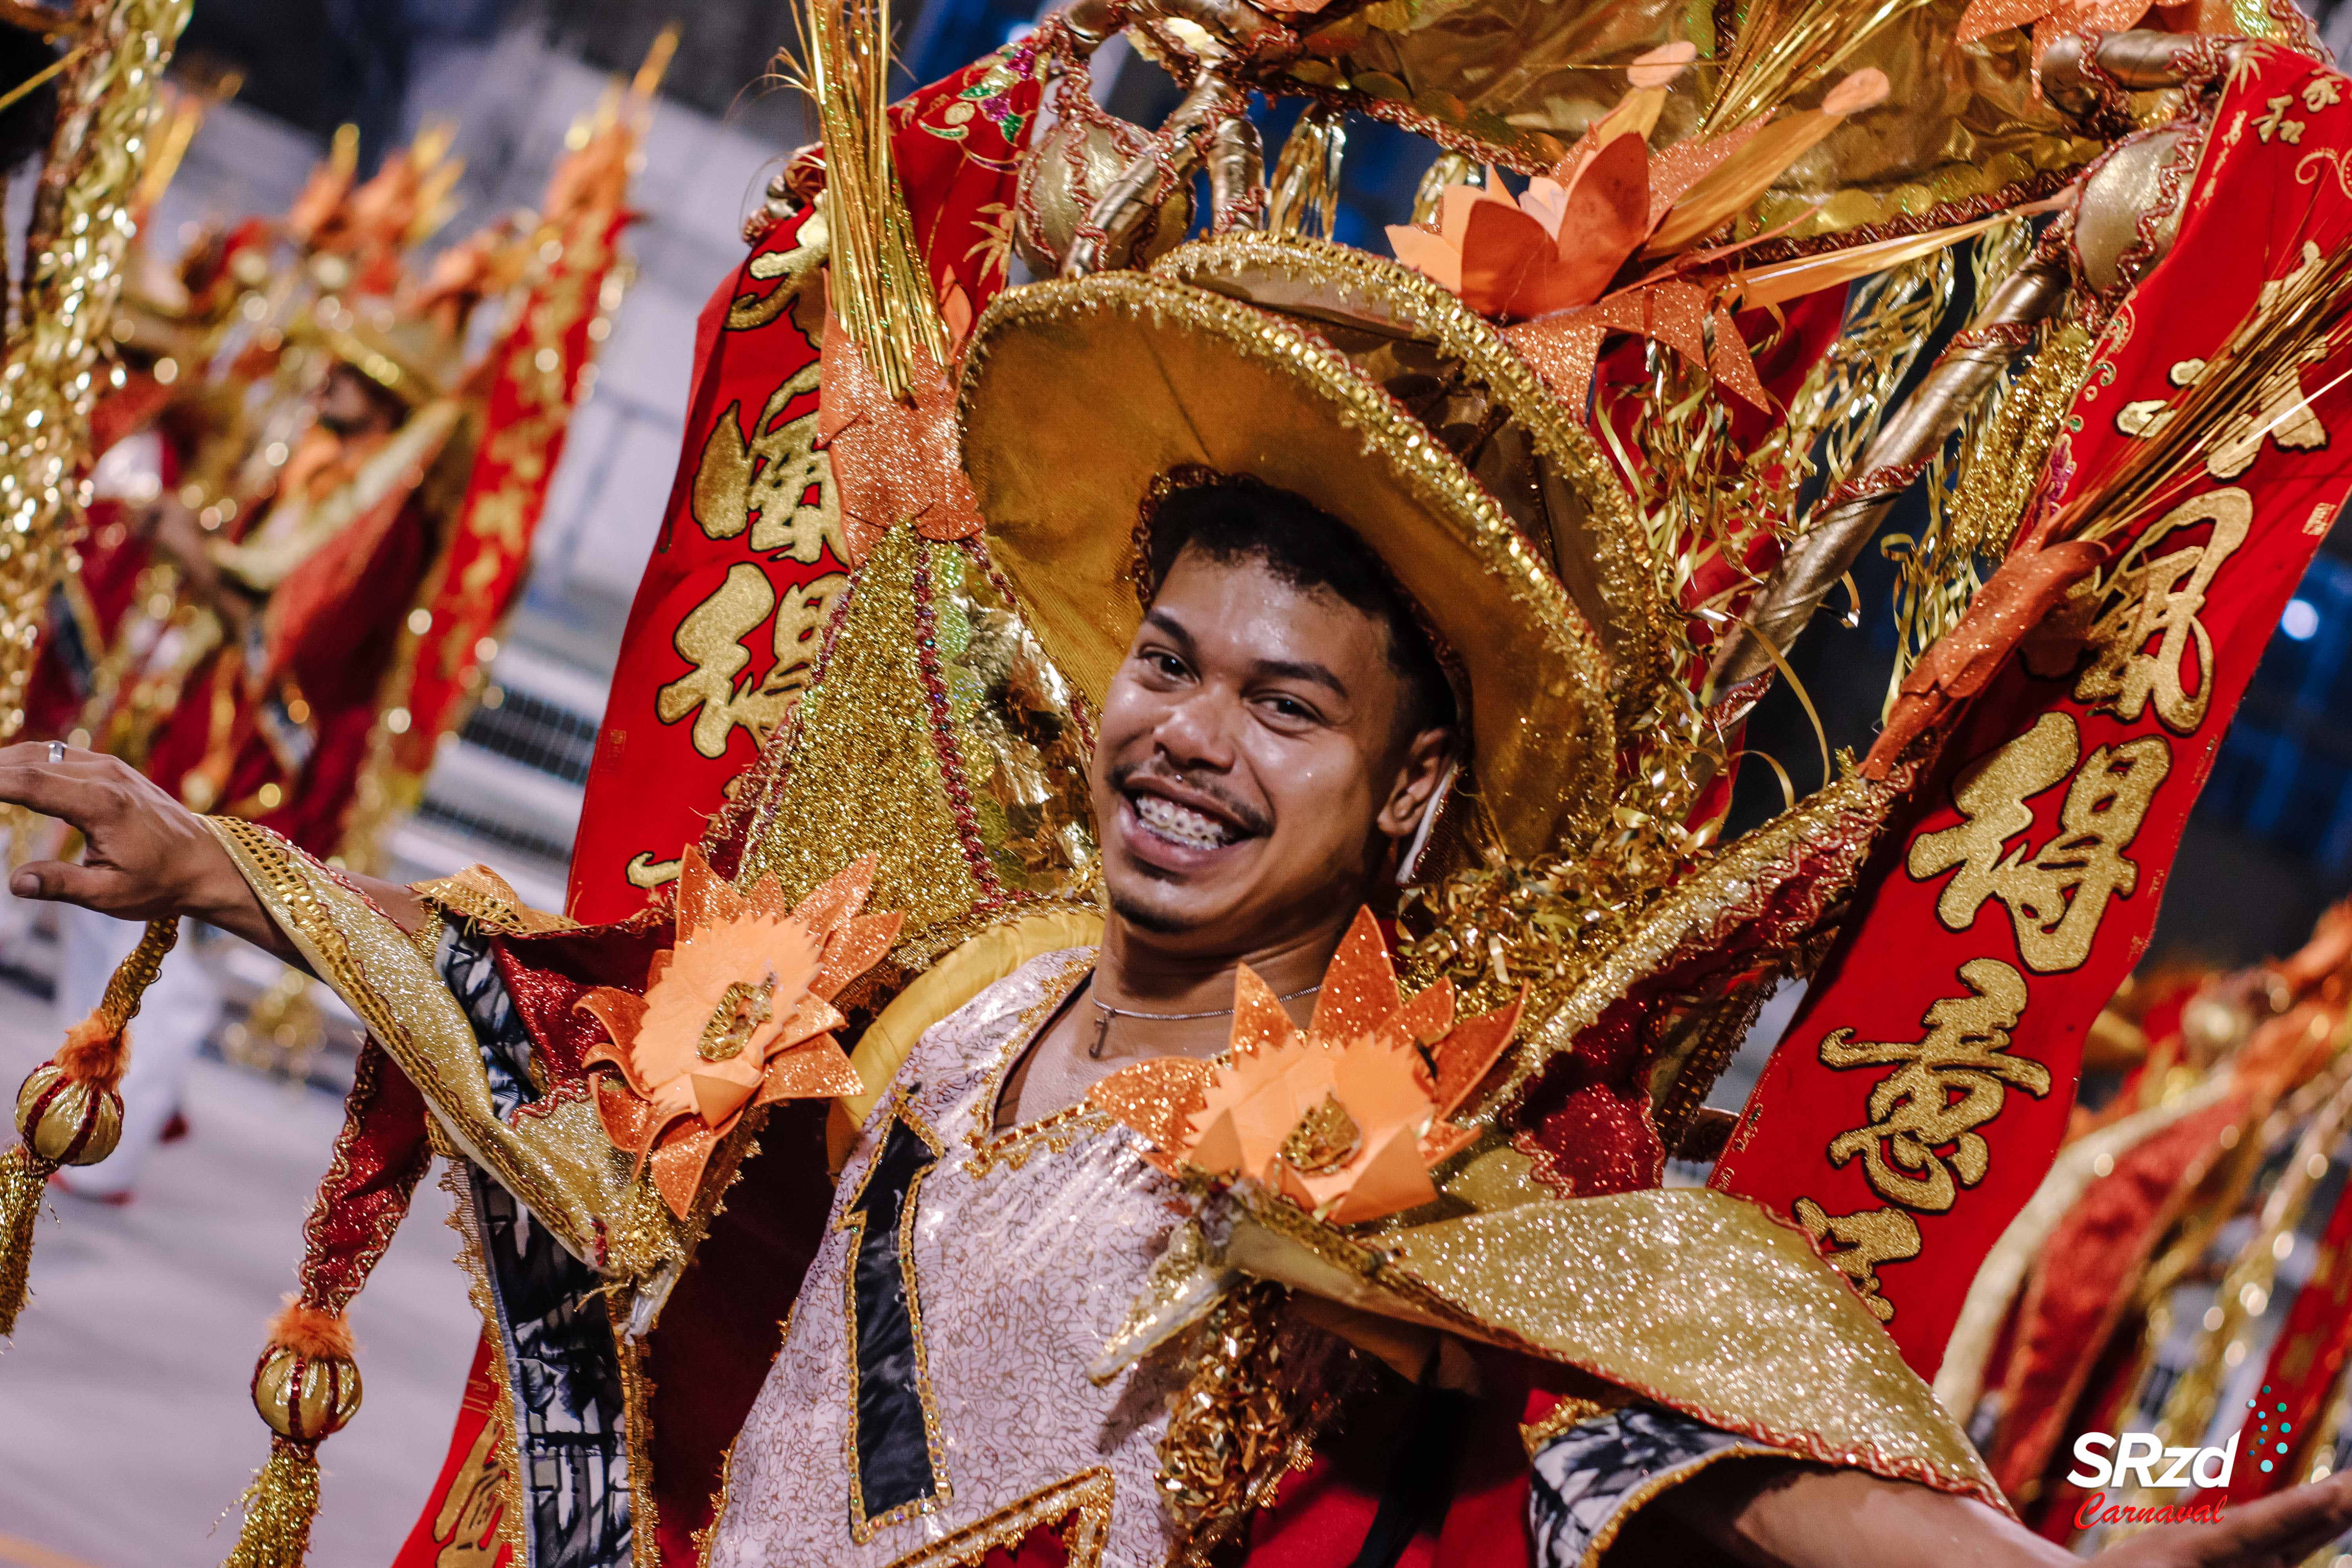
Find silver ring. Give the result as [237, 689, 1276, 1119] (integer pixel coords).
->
[45, 741, 63, 764]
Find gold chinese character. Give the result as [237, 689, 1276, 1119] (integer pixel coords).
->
[690, 358, 849, 565]
[2305, 74, 2345, 111]
[2071, 488, 2252, 733]
[655, 564, 849, 758]
[1793, 1199, 1922, 1322]
[2257, 94, 2307, 143]
[1907, 714, 2172, 973]
[1819, 958, 2047, 1215]
[2118, 245, 2330, 479]
[432, 1416, 510, 1566]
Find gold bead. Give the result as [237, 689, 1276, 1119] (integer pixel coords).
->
[14, 1063, 123, 1166]
[250, 1345, 363, 1441]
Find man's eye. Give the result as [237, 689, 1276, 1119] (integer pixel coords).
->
[1144, 652, 1188, 679]
[1262, 695, 1316, 723]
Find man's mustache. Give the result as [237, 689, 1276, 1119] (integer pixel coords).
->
[1108, 759, 1272, 838]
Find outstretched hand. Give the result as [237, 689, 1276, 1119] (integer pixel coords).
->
[0, 744, 294, 958]
[1687, 1453, 2352, 1566]
[2094, 1470, 2352, 1567]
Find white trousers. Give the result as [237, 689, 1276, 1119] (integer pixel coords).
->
[51, 902, 223, 1198]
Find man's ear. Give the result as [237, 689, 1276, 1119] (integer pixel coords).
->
[1374, 728, 1457, 841]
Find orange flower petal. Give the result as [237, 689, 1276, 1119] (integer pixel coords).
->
[1231, 965, 1301, 1059]
[1459, 197, 1567, 319]
[1426, 991, 1525, 1122]
[793, 854, 877, 937]
[1385, 223, 1463, 293]
[1551, 130, 1651, 296]
[1322, 1127, 1442, 1225]
[1308, 907, 1398, 1045]
[690, 1070, 759, 1129]
[674, 846, 740, 945]
[756, 1033, 867, 1102]
[593, 1074, 657, 1156]
[648, 1129, 719, 1220]
[1087, 1057, 1212, 1153]
[813, 909, 904, 1000]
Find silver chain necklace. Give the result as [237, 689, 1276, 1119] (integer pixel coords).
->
[1085, 982, 1321, 1059]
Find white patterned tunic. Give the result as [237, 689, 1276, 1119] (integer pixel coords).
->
[710, 948, 1217, 1567]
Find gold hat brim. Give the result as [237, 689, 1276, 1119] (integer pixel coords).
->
[958, 270, 1615, 860]
[1150, 234, 1664, 718]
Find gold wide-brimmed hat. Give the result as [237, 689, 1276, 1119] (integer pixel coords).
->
[957, 244, 1642, 862]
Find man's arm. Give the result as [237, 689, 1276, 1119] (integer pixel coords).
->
[0, 742, 427, 957]
[1678, 1455, 2352, 1567]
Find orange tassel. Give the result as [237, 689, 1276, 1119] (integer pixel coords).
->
[0, 918, 180, 1338]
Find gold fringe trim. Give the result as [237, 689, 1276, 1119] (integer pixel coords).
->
[0, 1142, 45, 1337]
[220, 1436, 322, 1568]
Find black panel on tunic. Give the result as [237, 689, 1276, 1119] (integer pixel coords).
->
[846, 1107, 942, 1519]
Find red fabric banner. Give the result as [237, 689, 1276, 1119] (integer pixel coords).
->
[566, 42, 1048, 922]
[387, 206, 633, 789]
[1715, 45, 2352, 1375]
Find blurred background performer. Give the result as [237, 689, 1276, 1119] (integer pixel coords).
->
[29, 96, 644, 1200]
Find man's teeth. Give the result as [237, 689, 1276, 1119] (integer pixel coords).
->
[1132, 793, 1241, 849]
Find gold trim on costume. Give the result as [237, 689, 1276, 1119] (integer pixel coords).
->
[877, 1466, 1114, 1568]
[962, 952, 1104, 1178]
[203, 815, 681, 1279]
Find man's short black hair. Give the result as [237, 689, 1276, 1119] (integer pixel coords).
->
[1142, 474, 1457, 744]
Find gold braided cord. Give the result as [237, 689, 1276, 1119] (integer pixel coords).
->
[787, 0, 945, 400]
[96, 916, 178, 1033]
[0, 0, 192, 740]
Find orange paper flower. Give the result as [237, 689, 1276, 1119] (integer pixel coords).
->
[578, 846, 903, 1219]
[1089, 909, 1522, 1226]
[1386, 51, 1889, 410]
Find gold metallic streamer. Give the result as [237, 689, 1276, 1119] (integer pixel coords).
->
[786, 0, 947, 399]
[0, 0, 193, 740]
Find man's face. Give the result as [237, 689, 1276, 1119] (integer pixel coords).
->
[1091, 546, 1438, 959]
[317, 365, 401, 437]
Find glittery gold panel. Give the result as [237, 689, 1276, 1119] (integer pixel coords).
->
[0, 0, 196, 740]
[735, 523, 991, 931]
[933, 540, 1101, 900]
[1149, 235, 1663, 718]
[1150, 0, 2103, 249]
[960, 272, 1614, 860]
[1387, 1189, 2002, 1505]
[203, 817, 686, 1281]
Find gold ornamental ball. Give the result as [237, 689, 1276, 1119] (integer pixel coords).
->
[13, 1063, 123, 1167]
[251, 1345, 363, 1442]
[1013, 116, 1194, 277]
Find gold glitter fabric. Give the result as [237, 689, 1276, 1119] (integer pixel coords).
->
[0, 0, 195, 742]
[708, 950, 1349, 1567]
[731, 523, 1098, 951]
[959, 268, 1614, 862]
[202, 816, 688, 1285]
[1239, 1186, 2003, 1508]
